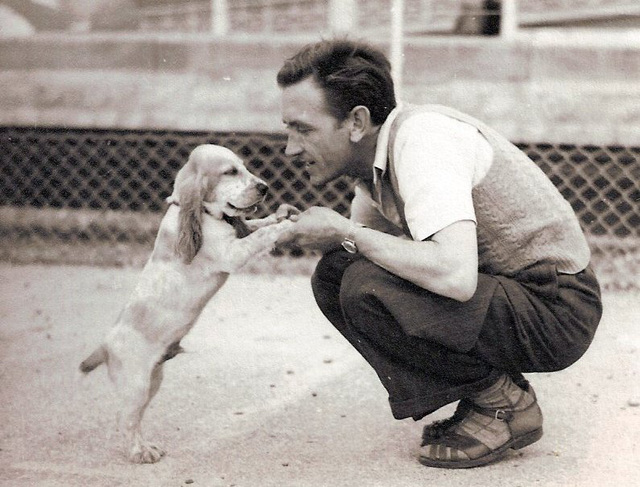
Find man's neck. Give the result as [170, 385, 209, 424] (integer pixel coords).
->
[350, 126, 381, 183]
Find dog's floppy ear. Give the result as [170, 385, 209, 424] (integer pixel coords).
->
[174, 172, 209, 264]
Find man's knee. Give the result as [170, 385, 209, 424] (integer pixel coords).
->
[311, 250, 366, 323]
[339, 259, 388, 313]
[312, 250, 363, 294]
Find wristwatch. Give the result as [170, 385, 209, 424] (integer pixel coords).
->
[341, 221, 361, 254]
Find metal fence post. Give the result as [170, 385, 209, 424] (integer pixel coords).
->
[500, 0, 518, 39]
[391, 0, 405, 100]
[329, 0, 356, 33]
[211, 0, 229, 36]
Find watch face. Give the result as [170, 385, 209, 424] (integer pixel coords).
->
[342, 239, 357, 254]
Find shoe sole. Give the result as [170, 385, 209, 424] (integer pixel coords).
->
[418, 427, 543, 469]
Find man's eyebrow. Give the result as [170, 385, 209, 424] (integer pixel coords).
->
[283, 120, 312, 130]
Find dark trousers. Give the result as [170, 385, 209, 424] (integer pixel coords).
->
[311, 249, 602, 420]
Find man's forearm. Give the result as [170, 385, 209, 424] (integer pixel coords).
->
[350, 221, 479, 302]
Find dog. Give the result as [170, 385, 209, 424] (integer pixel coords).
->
[79, 144, 297, 463]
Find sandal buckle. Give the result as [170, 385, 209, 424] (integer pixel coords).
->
[494, 409, 508, 421]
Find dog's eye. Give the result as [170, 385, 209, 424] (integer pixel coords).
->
[224, 168, 239, 176]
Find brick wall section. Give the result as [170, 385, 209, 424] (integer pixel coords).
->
[1, 34, 639, 145]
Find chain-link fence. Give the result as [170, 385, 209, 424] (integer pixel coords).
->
[0, 127, 353, 266]
[1, 126, 638, 285]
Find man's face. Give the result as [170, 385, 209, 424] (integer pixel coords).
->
[281, 77, 353, 187]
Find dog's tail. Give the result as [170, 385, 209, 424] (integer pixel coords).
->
[79, 345, 107, 374]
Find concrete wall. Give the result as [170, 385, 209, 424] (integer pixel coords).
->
[1, 33, 639, 145]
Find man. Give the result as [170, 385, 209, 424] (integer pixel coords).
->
[276, 39, 602, 469]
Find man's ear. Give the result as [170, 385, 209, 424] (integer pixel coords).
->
[348, 105, 372, 143]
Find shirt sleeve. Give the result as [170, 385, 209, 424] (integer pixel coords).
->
[393, 112, 492, 241]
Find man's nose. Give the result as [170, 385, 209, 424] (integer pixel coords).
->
[284, 133, 302, 157]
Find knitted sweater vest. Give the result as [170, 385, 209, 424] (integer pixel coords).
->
[388, 104, 590, 276]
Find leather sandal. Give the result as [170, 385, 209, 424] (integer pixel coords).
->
[419, 388, 543, 469]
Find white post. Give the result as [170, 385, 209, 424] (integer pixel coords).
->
[211, 0, 229, 36]
[390, 0, 404, 100]
[329, 0, 356, 33]
[500, 0, 518, 40]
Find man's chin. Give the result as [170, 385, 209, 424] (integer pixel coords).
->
[308, 172, 338, 189]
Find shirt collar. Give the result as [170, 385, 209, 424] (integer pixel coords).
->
[373, 102, 403, 176]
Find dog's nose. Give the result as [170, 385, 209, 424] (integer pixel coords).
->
[257, 182, 268, 195]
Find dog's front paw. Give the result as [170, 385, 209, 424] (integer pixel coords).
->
[129, 443, 166, 464]
[275, 204, 301, 222]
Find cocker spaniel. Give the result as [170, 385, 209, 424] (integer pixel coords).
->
[79, 144, 297, 463]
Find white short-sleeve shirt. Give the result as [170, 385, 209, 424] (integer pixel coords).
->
[351, 107, 494, 241]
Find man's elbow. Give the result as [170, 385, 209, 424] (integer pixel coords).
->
[451, 287, 476, 303]
[445, 272, 478, 302]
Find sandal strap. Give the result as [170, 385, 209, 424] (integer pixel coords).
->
[470, 403, 514, 422]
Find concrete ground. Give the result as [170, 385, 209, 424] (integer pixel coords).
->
[0, 264, 638, 487]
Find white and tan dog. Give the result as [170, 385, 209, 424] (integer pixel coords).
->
[79, 144, 296, 463]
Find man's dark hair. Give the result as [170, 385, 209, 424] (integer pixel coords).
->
[277, 39, 397, 126]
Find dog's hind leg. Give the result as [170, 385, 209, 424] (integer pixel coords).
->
[80, 345, 107, 373]
[148, 362, 165, 408]
[115, 361, 167, 464]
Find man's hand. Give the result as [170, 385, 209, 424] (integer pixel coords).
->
[276, 206, 350, 252]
